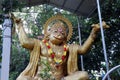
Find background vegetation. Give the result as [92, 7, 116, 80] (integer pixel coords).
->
[0, 0, 120, 80]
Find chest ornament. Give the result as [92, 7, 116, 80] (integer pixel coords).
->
[42, 39, 67, 65]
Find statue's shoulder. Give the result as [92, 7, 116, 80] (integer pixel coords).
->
[33, 39, 43, 46]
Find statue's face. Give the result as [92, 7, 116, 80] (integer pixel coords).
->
[49, 26, 67, 45]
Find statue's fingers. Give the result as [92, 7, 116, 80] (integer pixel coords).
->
[91, 24, 95, 27]
[103, 25, 110, 29]
[16, 18, 22, 23]
[10, 13, 21, 24]
[91, 24, 99, 29]
[10, 13, 16, 21]
[92, 21, 110, 29]
[91, 24, 98, 27]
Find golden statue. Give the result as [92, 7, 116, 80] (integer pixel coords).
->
[12, 14, 109, 80]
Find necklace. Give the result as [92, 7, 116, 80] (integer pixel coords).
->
[42, 40, 67, 65]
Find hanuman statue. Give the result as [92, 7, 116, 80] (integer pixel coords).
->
[11, 14, 109, 80]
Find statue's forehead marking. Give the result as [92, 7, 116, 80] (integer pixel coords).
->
[58, 27, 63, 32]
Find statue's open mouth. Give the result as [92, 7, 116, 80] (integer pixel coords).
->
[54, 36, 62, 40]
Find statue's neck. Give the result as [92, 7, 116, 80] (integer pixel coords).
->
[49, 41, 64, 47]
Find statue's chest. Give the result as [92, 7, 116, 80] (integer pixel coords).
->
[41, 44, 66, 58]
[40, 41, 68, 66]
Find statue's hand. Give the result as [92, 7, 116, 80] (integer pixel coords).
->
[91, 21, 110, 32]
[10, 13, 23, 34]
[10, 13, 22, 25]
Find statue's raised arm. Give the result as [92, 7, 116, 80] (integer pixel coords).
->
[11, 14, 35, 50]
[78, 21, 110, 54]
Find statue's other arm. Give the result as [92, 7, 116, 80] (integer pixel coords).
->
[78, 27, 98, 54]
[13, 17, 35, 50]
[78, 21, 109, 54]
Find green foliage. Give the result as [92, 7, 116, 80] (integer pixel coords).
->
[10, 35, 29, 80]
[77, 0, 120, 79]
[101, 0, 120, 69]
[9, 72, 19, 80]
[1, 0, 25, 13]
[38, 60, 51, 79]
[0, 15, 4, 24]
